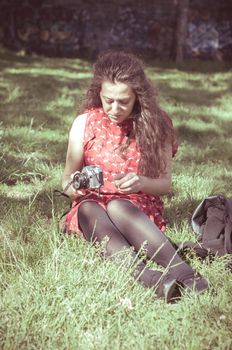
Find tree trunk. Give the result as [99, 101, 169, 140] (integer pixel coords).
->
[175, 0, 189, 63]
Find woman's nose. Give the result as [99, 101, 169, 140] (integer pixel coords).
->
[111, 101, 121, 114]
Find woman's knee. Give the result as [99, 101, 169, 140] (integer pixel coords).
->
[78, 200, 100, 219]
[106, 199, 137, 218]
[78, 201, 92, 217]
[107, 199, 126, 214]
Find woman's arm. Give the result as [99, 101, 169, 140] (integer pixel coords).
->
[114, 143, 172, 196]
[62, 113, 87, 200]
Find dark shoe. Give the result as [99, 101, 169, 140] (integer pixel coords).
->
[132, 263, 181, 303]
[180, 275, 209, 294]
[155, 275, 181, 303]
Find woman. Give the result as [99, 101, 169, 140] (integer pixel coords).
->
[62, 51, 208, 302]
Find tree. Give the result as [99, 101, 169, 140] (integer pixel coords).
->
[174, 0, 189, 62]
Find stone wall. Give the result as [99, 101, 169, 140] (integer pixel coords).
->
[0, 0, 231, 59]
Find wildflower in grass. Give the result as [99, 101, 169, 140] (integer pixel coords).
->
[219, 315, 226, 321]
[119, 297, 134, 312]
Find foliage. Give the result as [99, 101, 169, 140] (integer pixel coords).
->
[0, 48, 232, 350]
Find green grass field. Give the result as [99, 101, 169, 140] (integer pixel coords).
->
[0, 48, 232, 350]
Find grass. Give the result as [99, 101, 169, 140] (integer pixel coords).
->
[0, 47, 232, 350]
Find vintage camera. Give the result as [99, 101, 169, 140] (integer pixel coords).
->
[72, 165, 104, 190]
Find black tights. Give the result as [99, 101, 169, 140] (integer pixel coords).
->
[78, 199, 195, 288]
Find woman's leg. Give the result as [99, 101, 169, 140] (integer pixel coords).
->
[78, 200, 180, 300]
[106, 199, 208, 292]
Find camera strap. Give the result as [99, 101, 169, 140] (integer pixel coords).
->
[62, 180, 74, 194]
[54, 185, 102, 234]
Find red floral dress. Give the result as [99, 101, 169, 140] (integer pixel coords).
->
[64, 107, 178, 235]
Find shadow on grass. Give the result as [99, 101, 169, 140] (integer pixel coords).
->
[176, 140, 232, 166]
[160, 86, 228, 107]
[1, 109, 67, 130]
[1, 131, 67, 164]
[0, 50, 31, 68]
[1, 71, 84, 96]
[1, 48, 232, 74]
[164, 197, 202, 228]
[0, 187, 68, 221]
[0, 86, 6, 99]
[177, 125, 219, 144]
[0, 71, 85, 131]
[0, 48, 93, 69]
[146, 57, 232, 73]
[175, 110, 232, 140]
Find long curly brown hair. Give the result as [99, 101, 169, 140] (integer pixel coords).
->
[80, 50, 174, 178]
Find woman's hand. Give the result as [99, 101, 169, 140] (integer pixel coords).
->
[114, 173, 144, 194]
[63, 172, 87, 200]
[113, 143, 173, 197]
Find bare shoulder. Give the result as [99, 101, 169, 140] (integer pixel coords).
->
[69, 113, 88, 141]
[71, 113, 88, 132]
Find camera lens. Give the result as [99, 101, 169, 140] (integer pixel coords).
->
[79, 173, 89, 188]
[72, 172, 89, 189]
[72, 173, 81, 189]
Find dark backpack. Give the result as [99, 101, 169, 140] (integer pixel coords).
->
[177, 195, 232, 258]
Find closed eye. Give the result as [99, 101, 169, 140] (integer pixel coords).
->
[105, 98, 114, 104]
[105, 98, 130, 105]
[120, 100, 130, 105]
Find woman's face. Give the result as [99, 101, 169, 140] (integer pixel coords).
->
[100, 80, 136, 123]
